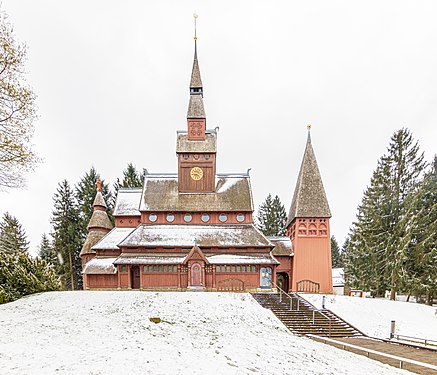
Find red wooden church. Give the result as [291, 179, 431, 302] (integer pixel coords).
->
[80, 37, 333, 294]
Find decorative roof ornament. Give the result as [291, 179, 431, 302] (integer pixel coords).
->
[96, 179, 102, 192]
[307, 124, 312, 144]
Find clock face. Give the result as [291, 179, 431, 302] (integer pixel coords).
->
[190, 167, 203, 181]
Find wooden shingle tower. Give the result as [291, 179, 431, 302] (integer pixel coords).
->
[286, 127, 333, 293]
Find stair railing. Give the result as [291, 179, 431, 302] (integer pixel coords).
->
[273, 282, 332, 337]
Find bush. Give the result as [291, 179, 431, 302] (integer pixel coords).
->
[0, 252, 60, 304]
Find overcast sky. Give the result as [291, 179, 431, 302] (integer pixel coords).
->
[1, 1, 436, 256]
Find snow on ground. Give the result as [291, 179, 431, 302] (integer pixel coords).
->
[305, 293, 437, 341]
[0, 292, 411, 375]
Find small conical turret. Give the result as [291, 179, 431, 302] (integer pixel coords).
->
[80, 180, 113, 259]
[287, 127, 331, 225]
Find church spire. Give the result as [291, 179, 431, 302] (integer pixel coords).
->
[287, 127, 331, 225]
[80, 180, 113, 259]
[187, 14, 206, 140]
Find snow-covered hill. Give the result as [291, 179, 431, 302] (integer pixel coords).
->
[0, 292, 411, 375]
[305, 294, 437, 341]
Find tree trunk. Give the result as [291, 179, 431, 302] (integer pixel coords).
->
[69, 251, 74, 291]
[390, 270, 396, 300]
[406, 292, 411, 302]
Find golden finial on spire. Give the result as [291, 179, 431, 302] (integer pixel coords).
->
[307, 124, 312, 130]
[193, 13, 198, 40]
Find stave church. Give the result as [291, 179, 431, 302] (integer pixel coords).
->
[80, 31, 333, 294]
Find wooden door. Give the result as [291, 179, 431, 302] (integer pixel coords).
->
[131, 266, 140, 289]
[191, 264, 202, 286]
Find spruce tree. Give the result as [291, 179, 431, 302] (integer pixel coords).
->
[344, 129, 426, 299]
[38, 233, 58, 267]
[331, 236, 342, 268]
[51, 180, 82, 290]
[0, 212, 29, 254]
[404, 156, 437, 304]
[256, 194, 287, 236]
[114, 163, 144, 194]
[76, 167, 113, 242]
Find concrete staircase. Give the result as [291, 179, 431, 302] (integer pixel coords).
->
[252, 292, 364, 338]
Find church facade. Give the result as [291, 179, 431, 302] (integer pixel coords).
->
[80, 39, 332, 294]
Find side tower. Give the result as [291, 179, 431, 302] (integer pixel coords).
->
[177, 31, 216, 193]
[80, 180, 113, 271]
[286, 127, 332, 293]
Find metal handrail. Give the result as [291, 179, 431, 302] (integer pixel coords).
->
[391, 334, 437, 348]
[272, 282, 332, 337]
[308, 334, 437, 371]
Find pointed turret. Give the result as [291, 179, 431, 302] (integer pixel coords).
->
[287, 127, 331, 226]
[80, 180, 113, 262]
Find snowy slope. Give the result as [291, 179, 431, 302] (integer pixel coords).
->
[0, 292, 411, 375]
[305, 294, 437, 341]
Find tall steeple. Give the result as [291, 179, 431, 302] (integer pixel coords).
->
[187, 14, 206, 140]
[287, 126, 331, 226]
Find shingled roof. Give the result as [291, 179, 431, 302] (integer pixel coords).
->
[139, 173, 253, 212]
[113, 189, 142, 216]
[187, 95, 206, 118]
[287, 132, 331, 225]
[80, 189, 113, 257]
[176, 130, 217, 153]
[268, 236, 293, 256]
[119, 224, 273, 248]
[190, 57, 203, 88]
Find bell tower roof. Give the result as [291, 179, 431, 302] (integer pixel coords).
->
[287, 126, 331, 225]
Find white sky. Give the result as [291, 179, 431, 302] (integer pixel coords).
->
[0, 1, 436, 256]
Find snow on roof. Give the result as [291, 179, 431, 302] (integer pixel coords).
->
[83, 257, 117, 274]
[113, 189, 142, 216]
[114, 254, 186, 265]
[176, 132, 217, 153]
[332, 267, 345, 286]
[267, 236, 293, 256]
[140, 174, 253, 212]
[92, 227, 135, 250]
[206, 253, 279, 265]
[119, 224, 273, 248]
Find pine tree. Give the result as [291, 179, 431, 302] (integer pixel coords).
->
[0, 212, 29, 254]
[331, 236, 342, 267]
[256, 194, 287, 236]
[404, 156, 437, 304]
[114, 163, 144, 194]
[76, 167, 113, 242]
[344, 129, 426, 299]
[38, 233, 58, 267]
[0, 251, 60, 304]
[51, 180, 82, 290]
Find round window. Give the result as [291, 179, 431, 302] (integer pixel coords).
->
[201, 213, 210, 223]
[149, 214, 157, 222]
[219, 213, 228, 223]
[184, 213, 192, 223]
[236, 213, 245, 222]
[166, 213, 175, 223]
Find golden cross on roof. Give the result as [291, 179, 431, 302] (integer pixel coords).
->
[193, 14, 198, 40]
[307, 124, 312, 130]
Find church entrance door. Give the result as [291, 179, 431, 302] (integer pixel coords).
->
[260, 267, 272, 289]
[191, 264, 202, 286]
[131, 266, 140, 289]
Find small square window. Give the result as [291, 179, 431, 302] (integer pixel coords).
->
[252, 266, 257, 273]
[236, 266, 241, 272]
[173, 265, 178, 273]
[143, 266, 147, 273]
[158, 265, 162, 272]
[226, 266, 231, 272]
[121, 265, 127, 273]
[153, 265, 157, 272]
[163, 265, 167, 273]
[241, 266, 246, 272]
[232, 266, 236, 272]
